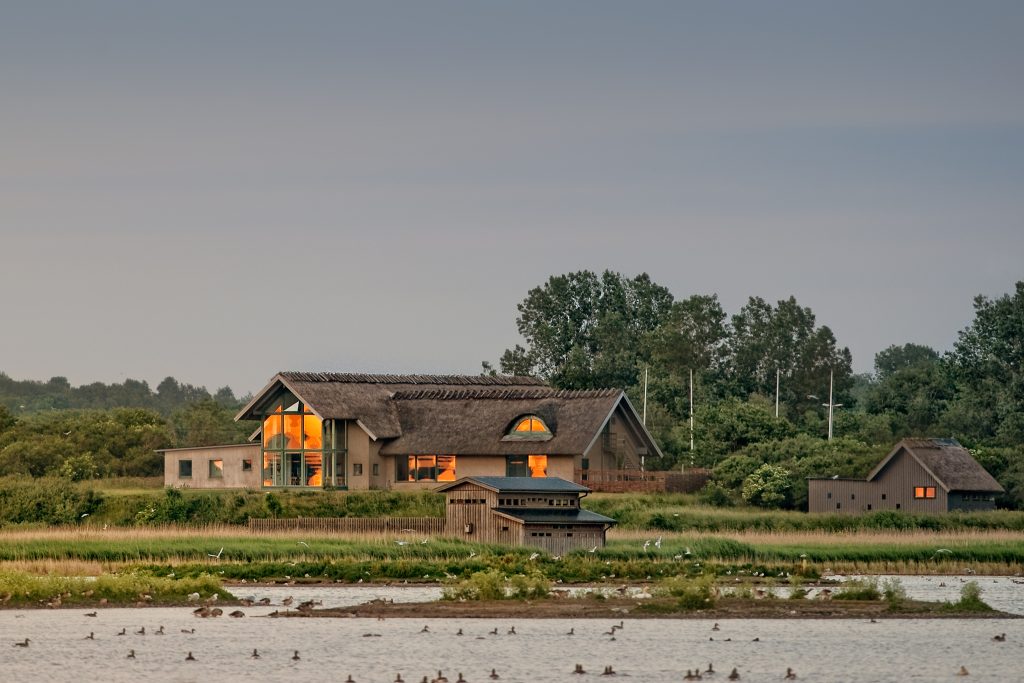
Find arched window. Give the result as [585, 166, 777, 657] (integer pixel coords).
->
[512, 416, 550, 434]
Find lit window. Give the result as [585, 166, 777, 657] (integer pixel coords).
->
[179, 460, 192, 478]
[512, 416, 550, 433]
[914, 487, 936, 499]
[209, 459, 223, 478]
[528, 455, 548, 478]
[397, 455, 456, 482]
[914, 487, 925, 499]
[926, 487, 936, 499]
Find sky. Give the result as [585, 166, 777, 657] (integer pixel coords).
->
[2, 1, 1022, 396]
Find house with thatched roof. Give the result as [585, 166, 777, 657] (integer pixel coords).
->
[436, 476, 616, 552]
[807, 438, 1004, 513]
[161, 371, 660, 491]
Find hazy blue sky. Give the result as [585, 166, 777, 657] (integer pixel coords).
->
[2, 1, 1022, 395]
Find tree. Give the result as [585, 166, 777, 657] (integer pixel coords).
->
[170, 399, 251, 448]
[497, 271, 674, 388]
[741, 464, 793, 508]
[727, 296, 853, 418]
[874, 343, 940, 380]
[945, 282, 1024, 444]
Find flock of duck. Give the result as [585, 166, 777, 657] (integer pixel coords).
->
[7, 598, 1011, 679]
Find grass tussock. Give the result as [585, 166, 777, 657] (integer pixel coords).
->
[0, 569, 231, 607]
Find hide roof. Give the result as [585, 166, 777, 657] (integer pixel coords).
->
[435, 476, 592, 493]
[868, 438, 1005, 493]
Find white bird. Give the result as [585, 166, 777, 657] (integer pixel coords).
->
[643, 540, 651, 551]
[469, 552, 477, 558]
[208, 547, 224, 559]
[529, 553, 540, 561]
[421, 539, 429, 544]
[297, 541, 309, 548]
[654, 536, 662, 549]
[395, 541, 409, 546]
[684, 547, 692, 556]
[589, 546, 598, 553]
[80, 513, 90, 518]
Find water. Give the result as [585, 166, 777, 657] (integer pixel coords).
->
[2, 579, 1022, 682]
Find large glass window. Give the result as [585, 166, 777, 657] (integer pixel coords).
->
[913, 486, 936, 499]
[209, 459, 223, 478]
[260, 395, 345, 488]
[179, 460, 192, 478]
[528, 455, 548, 478]
[398, 455, 456, 482]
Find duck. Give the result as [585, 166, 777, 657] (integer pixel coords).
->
[251, 649, 260, 658]
[155, 626, 165, 635]
[489, 628, 498, 635]
[728, 668, 740, 680]
[13, 638, 30, 647]
[957, 666, 970, 676]
[489, 669, 500, 679]
[600, 665, 616, 676]
[135, 627, 145, 635]
[84, 632, 95, 640]
[785, 668, 797, 680]
[507, 626, 517, 635]
[456, 675, 466, 683]
[394, 676, 404, 683]
[116, 628, 126, 636]
[573, 664, 587, 674]
[282, 596, 294, 606]
[456, 628, 463, 636]
[126, 649, 135, 659]
[705, 663, 715, 675]
[433, 671, 448, 683]
[712, 623, 720, 631]
[345, 676, 356, 683]
[421, 625, 431, 633]
[181, 628, 195, 634]
[566, 628, 575, 636]
[292, 650, 301, 661]
[84, 611, 98, 617]
[993, 633, 1007, 642]
[185, 652, 196, 661]
[229, 610, 245, 618]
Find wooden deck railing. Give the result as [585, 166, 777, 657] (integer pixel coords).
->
[248, 516, 445, 535]
[575, 468, 711, 493]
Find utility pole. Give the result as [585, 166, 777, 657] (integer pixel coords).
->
[824, 370, 842, 440]
[689, 368, 695, 457]
[775, 368, 780, 418]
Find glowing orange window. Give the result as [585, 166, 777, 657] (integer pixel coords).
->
[528, 455, 548, 478]
[925, 487, 936, 499]
[514, 416, 549, 433]
[914, 487, 926, 499]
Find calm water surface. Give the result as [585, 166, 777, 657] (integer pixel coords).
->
[1, 578, 1021, 683]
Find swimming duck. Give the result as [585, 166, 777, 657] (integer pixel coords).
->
[993, 633, 1006, 642]
[957, 666, 970, 676]
[785, 668, 797, 679]
[116, 628, 126, 636]
[84, 632, 95, 640]
[185, 652, 196, 661]
[573, 664, 586, 674]
[489, 669, 500, 679]
[728, 668, 740, 680]
[13, 638, 30, 647]
[126, 650, 135, 659]
[292, 650, 301, 661]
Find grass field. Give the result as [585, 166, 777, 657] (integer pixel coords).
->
[1, 526, 1021, 582]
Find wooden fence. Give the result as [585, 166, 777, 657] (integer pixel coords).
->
[248, 516, 446, 535]
[575, 469, 711, 493]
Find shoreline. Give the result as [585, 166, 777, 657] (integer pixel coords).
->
[274, 596, 1020, 620]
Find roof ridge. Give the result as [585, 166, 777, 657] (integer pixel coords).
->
[279, 371, 546, 386]
[391, 387, 621, 401]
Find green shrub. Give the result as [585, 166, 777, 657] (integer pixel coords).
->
[949, 581, 992, 612]
[881, 577, 906, 608]
[834, 577, 881, 601]
[662, 576, 716, 610]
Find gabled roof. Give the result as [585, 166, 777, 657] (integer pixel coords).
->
[867, 438, 1005, 493]
[491, 507, 616, 526]
[435, 476, 591, 494]
[235, 372, 545, 440]
[380, 388, 642, 456]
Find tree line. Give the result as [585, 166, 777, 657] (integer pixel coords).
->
[487, 273, 1024, 508]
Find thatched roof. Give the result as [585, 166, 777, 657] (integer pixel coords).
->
[436, 476, 591, 493]
[236, 371, 660, 458]
[236, 372, 546, 439]
[868, 438, 1005, 493]
[379, 389, 625, 456]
